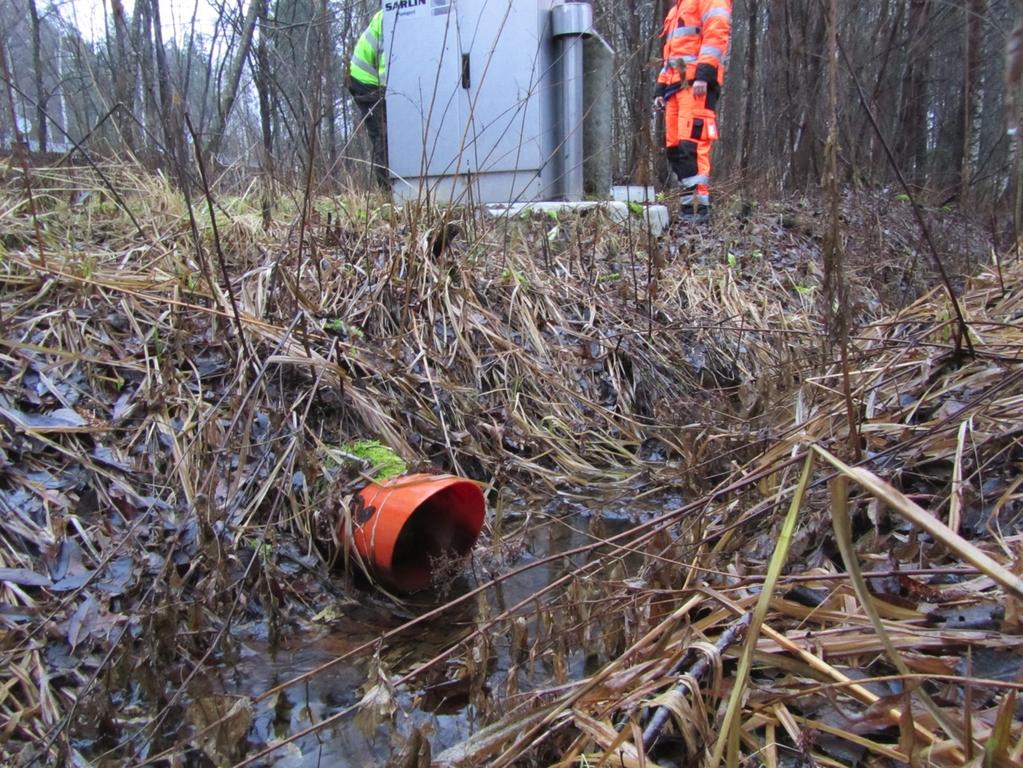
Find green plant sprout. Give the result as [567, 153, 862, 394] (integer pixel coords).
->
[324, 319, 364, 338]
[341, 439, 407, 480]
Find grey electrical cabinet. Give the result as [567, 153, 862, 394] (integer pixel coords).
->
[383, 0, 560, 204]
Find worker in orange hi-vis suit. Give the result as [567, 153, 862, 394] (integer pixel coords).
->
[653, 0, 732, 225]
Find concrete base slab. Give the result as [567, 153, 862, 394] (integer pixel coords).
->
[611, 185, 656, 203]
[486, 201, 670, 237]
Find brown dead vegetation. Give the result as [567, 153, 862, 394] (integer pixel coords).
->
[0, 161, 1019, 765]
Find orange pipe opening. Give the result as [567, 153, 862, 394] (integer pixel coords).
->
[348, 474, 486, 593]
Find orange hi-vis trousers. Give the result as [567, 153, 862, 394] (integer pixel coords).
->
[664, 88, 719, 208]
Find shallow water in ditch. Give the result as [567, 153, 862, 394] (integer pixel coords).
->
[199, 494, 677, 766]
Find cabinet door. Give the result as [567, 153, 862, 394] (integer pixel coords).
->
[459, 0, 548, 174]
[385, 2, 467, 180]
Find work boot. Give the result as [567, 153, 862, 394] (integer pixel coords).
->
[678, 204, 711, 225]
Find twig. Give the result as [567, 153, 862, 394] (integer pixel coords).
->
[641, 611, 751, 750]
[836, 32, 974, 359]
[184, 112, 259, 373]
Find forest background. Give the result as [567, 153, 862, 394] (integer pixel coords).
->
[2, 0, 1017, 207]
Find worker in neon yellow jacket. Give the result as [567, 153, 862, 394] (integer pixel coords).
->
[348, 10, 389, 189]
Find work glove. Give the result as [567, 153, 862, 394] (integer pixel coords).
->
[653, 95, 665, 112]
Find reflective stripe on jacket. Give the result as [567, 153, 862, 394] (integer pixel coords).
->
[656, 0, 732, 90]
[350, 10, 386, 87]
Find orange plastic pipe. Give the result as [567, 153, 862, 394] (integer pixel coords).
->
[347, 473, 486, 592]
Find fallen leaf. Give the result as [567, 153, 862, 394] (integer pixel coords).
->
[67, 595, 98, 651]
[0, 568, 52, 587]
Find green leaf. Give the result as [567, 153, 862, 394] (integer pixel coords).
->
[819, 446, 972, 752]
[726, 252, 737, 269]
[984, 690, 1017, 767]
[627, 201, 644, 217]
[709, 452, 814, 767]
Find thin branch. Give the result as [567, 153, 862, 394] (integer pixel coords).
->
[836, 31, 975, 359]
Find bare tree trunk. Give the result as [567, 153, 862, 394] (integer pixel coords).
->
[320, 5, 338, 179]
[739, 0, 759, 171]
[255, 0, 274, 226]
[305, 0, 327, 184]
[766, 0, 793, 189]
[0, 33, 45, 264]
[897, 0, 930, 185]
[1010, 0, 1023, 257]
[149, 0, 186, 179]
[109, 0, 134, 150]
[1009, 0, 1023, 112]
[131, 0, 154, 150]
[27, 0, 47, 152]
[788, 4, 827, 188]
[323, 60, 337, 177]
[624, 0, 653, 183]
[204, 0, 261, 160]
[137, 0, 160, 153]
[961, 0, 985, 202]
[914, 0, 933, 181]
[57, 37, 68, 138]
[861, 0, 902, 182]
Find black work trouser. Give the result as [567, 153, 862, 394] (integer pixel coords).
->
[349, 81, 389, 190]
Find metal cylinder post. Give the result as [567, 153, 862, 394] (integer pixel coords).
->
[560, 34, 585, 201]
[552, 1, 592, 202]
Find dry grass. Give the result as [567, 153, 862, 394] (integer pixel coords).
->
[0, 160, 1018, 765]
[423, 249, 1023, 766]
